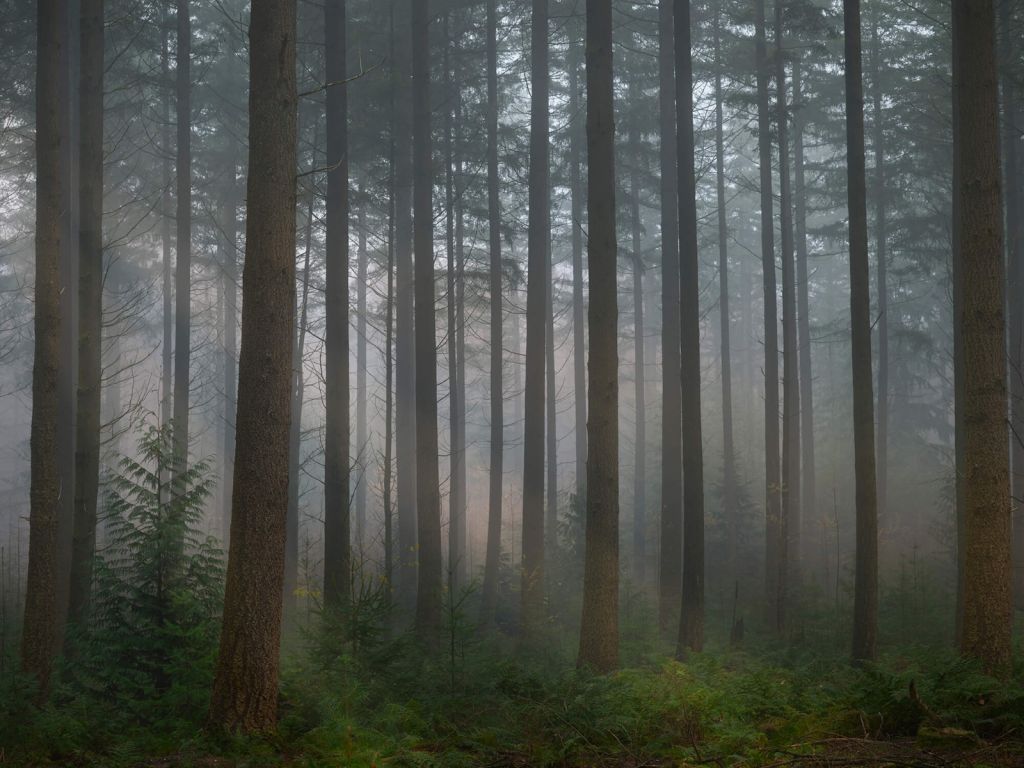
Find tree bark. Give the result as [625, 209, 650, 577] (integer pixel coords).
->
[412, 0, 442, 645]
[630, 159, 646, 586]
[172, 0, 192, 475]
[22, 0, 63, 696]
[522, 0, 549, 639]
[792, 57, 815, 574]
[842, 0, 879, 664]
[356, 202, 368, 555]
[754, 0, 783, 635]
[284, 188, 315, 623]
[869, 6, 888, 524]
[998, 0, 1024, 612]
[394, 3, 417, 614]
[323, 0, 351, 609]
[953, 0, 1012, 676]
[676, 0, 705, 656]
[480, 0, 504, 625]
[570, 16, 587, 508]
[658, 0, 681, 634]
[776, 1, 800, 610]
[578, 0, 618, 673]
[713, 0, 736, 587]
[207, 0, 297, 732]
[67, 0, 104, 630]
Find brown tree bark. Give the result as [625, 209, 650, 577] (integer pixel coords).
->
[755, 0, 783, 635]
[356, 203, 368, 555]
[67, 0, 104, 629]
[207, 0, 297, 732]
[953, 0, 1012, 676]
[713, 0, 736, 586]
[792, 58, 815, 572]
[412, 0, 442, 645]
[172, 0, 191, 474]
[676, 0, 705, 656]
[869, 6, 888, 525]
[998, 0, 1024, 612]
[394, 3, 417, 614]
[284, 188, 315, 622]
[522, 0, 549, 639]
[480, 0, 504, 625]
[842, 0, 879, 664]
[323, 0, 351, 609]
[22, 0, 63, 696]
[658, 0, 681, 634]
[570, 17, 588, 512]
[630, 156, 646, 585]
[776, 1, 800, 609]
[578, 0, 619, 673]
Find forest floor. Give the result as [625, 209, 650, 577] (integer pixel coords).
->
[4, 602, 1024, 767]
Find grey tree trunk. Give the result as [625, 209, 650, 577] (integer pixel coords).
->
[578, 0, 619, 673]
[480, 0, 504, 625]
[869, 6, 888, 524]
[842, 0, 879, 664]
[67, 0, 104, 630]
[676, 0, 705, 656]
[356, 203, 368, 555]
[631, 163, 646, 586]
[394, 4, 417, 614]
[792, 58, 815, 574]
[713, 0, 736, 586]
[658, 0, 681, 634]
[172, 0, 192, 475]
[776, 2, 800, 610]
[412, 0, 442, 645]
[569, 19, 587, 508]
[754, 0, 783, 635]
[285, 187, 315, 623]
[521, 0, 549, 639]
[323, 0, 351, 609]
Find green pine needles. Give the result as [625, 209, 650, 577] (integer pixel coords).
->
[75, 422, 224, 727]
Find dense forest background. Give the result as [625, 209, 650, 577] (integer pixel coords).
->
[0, 0, 1022, 764]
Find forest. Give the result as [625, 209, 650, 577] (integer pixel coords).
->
[0, 0, 1023, 764]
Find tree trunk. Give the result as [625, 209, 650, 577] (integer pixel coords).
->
[658, 0, 681, 634]
[792, 58, 815, 574]
[631, 163, 646, 586]
[443, 25, 464, 587]
[221, 109, 239, 546]
[161, 3, 172, 446]
[412, 0, 442, 645]
[1000, 0, 1024, 611]
[713, 0, 736, 587]
[776, 1, 800, 611]
[521, 0, 549, 639]
[67, 0, 104, 630]
[869, 6, 888, 524]
[578, 0, 618, 673]
[842, 0, 879, 664]
[676, 0, 705, 655]
[356, 202, 368, 555]
[480, 0, 504, 625]
[570, 17, 587, 508]
[323, 0, 350, 609]
[22, 0, 63, 696]
[285, 188, 315, 623]
[754, 0, 783, 635]
[953, 0, 1012, 676]
[394, 3, 417, 614]
[207, 0, 297, 732]
[172, 0, 191, 474]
